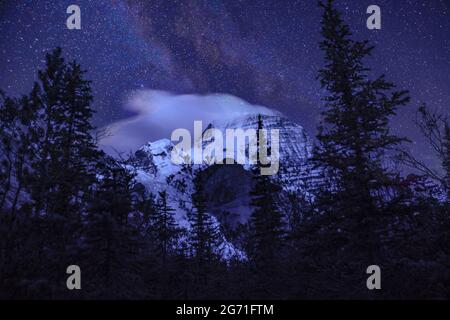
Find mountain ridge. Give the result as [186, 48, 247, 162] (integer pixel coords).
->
[125, 114, 315, 259]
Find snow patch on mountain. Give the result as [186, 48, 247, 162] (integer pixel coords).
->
[127, 114, 316, 260]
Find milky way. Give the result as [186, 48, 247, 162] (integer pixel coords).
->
[0, 0, 449, 169]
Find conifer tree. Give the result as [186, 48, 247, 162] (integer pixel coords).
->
[315, 0, 409, 262]
[29, 48, 101, 218]
[397, 104, 450, 200]
[189, 176, 220, 262]
[8, 95, 35, 217]
[144, 190, 180, 298]
[248, 115, 285, 261]
[13, 49, 104, 292]
[0, 92, 17, 211]
[0, 86, 48, 299]
[314, 0, 410, 214]
[133, 186, 157, 232]
[247, 115, 286, 298]
[83, 157, 144, 298]
[0, 90, 39, 214]
[52, 60, 101, 217]
[151, 190, 178, 263]
[188, 175, 221, 297]
[29, 48, 67, 215]
[443, 124, 450, 200]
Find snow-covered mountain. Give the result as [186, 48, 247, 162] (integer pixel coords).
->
[205, 114, 314, 189]
[126, 114, 315, 259]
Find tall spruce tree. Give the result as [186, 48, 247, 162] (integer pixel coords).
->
[146, 190, 180, 298]
[315, 0, 410, 214]
[83, 157, 144, 298]
[249, 115, 285, 262]
[189, 176, 220, 262]
[29, 48, 67, 215]
[302, 0, 410, 297]
[15, 49, 104, 294]
[29, 48, 100, 218]
[134, 186, 157, 232]
[188, 175, 221, 297]
[52, 61, 101, 217]
[247, 115, 286, 298]
[151, 190, 178, 263]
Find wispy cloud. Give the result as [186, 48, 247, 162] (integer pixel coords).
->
[99, 90, 278, 155]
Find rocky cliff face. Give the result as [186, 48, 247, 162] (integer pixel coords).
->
[126, 114, 315, 259]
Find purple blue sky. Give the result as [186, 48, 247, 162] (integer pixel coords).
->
[0, 0, 449, 169]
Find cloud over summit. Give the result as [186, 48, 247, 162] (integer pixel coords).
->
[100, 90, 278, 155]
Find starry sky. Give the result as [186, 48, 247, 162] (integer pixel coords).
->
[0, 0, 449, 169]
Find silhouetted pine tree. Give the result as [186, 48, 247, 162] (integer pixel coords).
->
[133, 185, 156, 230]
[151, 191, 178, 260]
[397, 104, 450, 200]
[53, 61, 101, 217]
[0, 84, 67, 298]
[247, 115, 286, 298]
[188, 175, 221, 298]
[286, 191, 306, 235]
[0, 88, 40, 214]
[27, 48, 101, 218]
[82, 157, 144, 298]
[0, 92, 19, 211]
[316, 0, 407, 250]
[12, 49, 104, 296]
[148, 190, 180, 298]
[0, 92, 25, 297]
[189, 177, 221, 261]
[29, 48, 67, 216]
[443, 124, 450, 200]
[291, 0, 411, 298]
[315, 0, 410, 213]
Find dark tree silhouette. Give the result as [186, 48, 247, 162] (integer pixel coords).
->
[398, 104, 450, 199]
[187, 175, 222, 298]
[314, 0, 410, 213]
[246, 115, 286, 297]
[83, 157, 144, 299]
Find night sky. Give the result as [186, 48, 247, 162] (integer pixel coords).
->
[0, 0, 449, 170]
